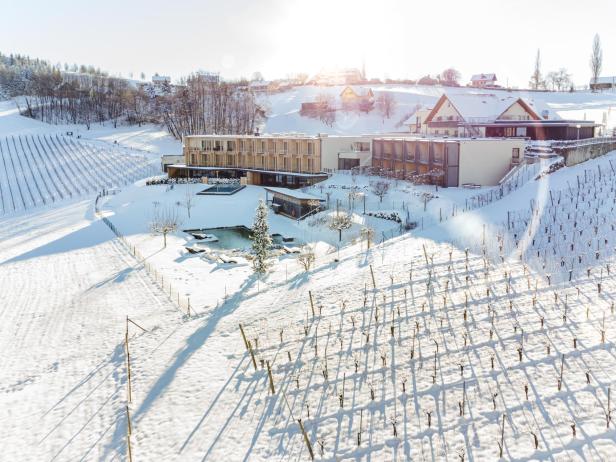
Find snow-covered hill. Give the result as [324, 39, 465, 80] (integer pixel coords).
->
[262, 84, 616, 135]
[0, 134, 156, 216]
[4, 87, 616, 461]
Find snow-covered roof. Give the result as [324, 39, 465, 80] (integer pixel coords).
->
[152, 75, 171, 83]
[470, 73, 497, 82]
[428, 93, 541, 123]
[264, 187, 323, 201]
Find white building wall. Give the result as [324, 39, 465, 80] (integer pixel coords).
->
[320, 136, 373, 171]
[457, 139, 525, 186]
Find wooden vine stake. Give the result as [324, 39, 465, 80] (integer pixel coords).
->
[126, 405, 133, 462]
[369, 265, 376, 289]
[499, 413, 506, 458]
[125, 332, 132, 403]
[239, 323, 250, 350]
[247, 340, 258, 371]
[309, 291, 315, 317]
[266, 360, 275, 394]
[298, 418, 314, 460]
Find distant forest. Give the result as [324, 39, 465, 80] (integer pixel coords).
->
[0, 52, 265, 139]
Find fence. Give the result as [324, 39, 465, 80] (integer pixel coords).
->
[95, 191, 192, 316]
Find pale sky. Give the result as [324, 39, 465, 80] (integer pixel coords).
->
[1, 0, 615, 87]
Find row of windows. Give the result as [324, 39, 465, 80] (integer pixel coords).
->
[189, 153, 315, 171]
[434, 129, 458, 136]
[374, 151, 443, 164]
[199, 139, 316, 155]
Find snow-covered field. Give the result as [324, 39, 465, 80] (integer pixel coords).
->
[3, 89, 616, 460]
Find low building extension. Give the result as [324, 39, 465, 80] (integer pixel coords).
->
[264, 187, 324, 219]
[168, 134, 374, 188]
[372, 136, 526, 187]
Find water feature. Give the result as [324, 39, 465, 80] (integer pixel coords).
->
[184, 226, 299, 251]
[197, 184, 245, 195]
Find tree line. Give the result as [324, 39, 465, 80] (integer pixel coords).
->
[0, 52, 266, 137]
[529, 33, 604, 92]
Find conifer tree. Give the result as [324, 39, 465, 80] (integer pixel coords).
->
[251, 199, 272, 274]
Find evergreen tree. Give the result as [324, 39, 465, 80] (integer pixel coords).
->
[251, 199, 272, 274]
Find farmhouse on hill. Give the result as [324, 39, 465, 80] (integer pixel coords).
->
[469, 73, 498, 88]
[340, 86, 374, 111]
[423, 93, 596, 140]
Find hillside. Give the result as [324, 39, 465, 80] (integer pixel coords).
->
[262, 84, 616, 135]
[2, 85, 616, 460]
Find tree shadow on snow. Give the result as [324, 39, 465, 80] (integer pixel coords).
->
[131, 273, 259, 422]
[1, 218, 114, 265]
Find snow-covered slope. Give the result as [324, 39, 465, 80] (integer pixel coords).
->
[262, 84, 616, 135]
[0, 134, 156, 216]
[0, 99, 182, 154]
[4, 88, 616, 461]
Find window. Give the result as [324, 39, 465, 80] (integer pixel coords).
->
[227, 141, 235, 151]
[307, 142, 314, 155]
[512, 148, 520, 159]
[405, 143, 415, 161]
[283, 141, 288, 154]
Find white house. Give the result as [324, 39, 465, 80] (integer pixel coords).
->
[469, 73, 497, 88]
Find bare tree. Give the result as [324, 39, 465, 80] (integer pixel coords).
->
[590, 34, 603, 91]
[547, 68, 572, 92]
[360, 226, 375, 250]
[329, 212, 353, 242]
[150, 206, 180, 248]
[182, 185, 196, 219]
[372, 181, 390, 203]
[376, 92, 396, 119]
[529, 49, 545, 90]
[298, 245, 316, 271]
[440, 68, 461, 85]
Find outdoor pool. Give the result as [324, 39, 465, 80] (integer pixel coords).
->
[185, 226, 299, 250]
[197, 184, 245, 195]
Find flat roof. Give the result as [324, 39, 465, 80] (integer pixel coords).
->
[167, 164, 329, 177]
[372, 136, 525, 143]
[480, 120, 599, 127]
[183, 133, 389, 140]
[264, 187, 324, 201]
